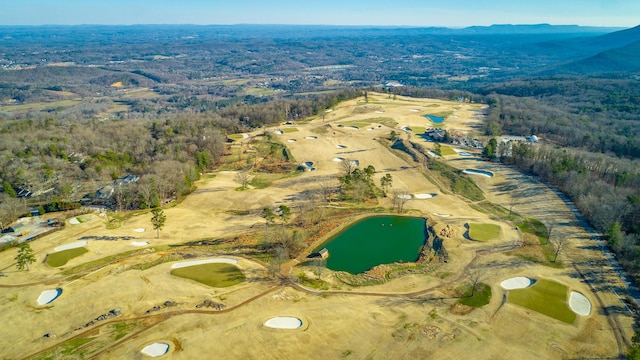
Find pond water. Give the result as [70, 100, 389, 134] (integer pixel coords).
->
[319, 216, 426, 274]
[424, 114, 445, 124]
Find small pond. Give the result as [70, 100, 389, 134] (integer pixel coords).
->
[424, 114, 445, 124]
[318, 216, 426, 274]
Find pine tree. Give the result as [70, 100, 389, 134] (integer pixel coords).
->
[15, 243, 36, 271]
[150, 208, 166, 239]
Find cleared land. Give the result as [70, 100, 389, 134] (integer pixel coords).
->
[0, 93, 633, 360]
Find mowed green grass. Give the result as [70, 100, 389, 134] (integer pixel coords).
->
[410, 126, 426, 134]
[227, 134, 246, 141]
[508, 279, 576, 323]
[468, 223, 501, 241]
[170, 263, 245, 287]
[438, 144, 458, 156]
[458, 282, 492, 307]
[46, 247, 89, 267]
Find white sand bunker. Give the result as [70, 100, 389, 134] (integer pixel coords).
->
[287, 139, 297, 142]
[336, 145, 347, 149]
[434, 213, 451, 217]
[501, 277, 533, 290]
[55, 240, 87, 252]
[305, 136, 318, 140]
[347, 126, 359, 130]
[410, 109, 420, 112]
[414, 193, 436, 199]
[134, 228, 146, 233]
[333, 157, 345, 162]
[132, 241, 150, 247]
[397, 194, 413, 200]
[69, 218, 81, 225]
[37, 288, 62, 305]
[264, 317, 303, 329]
[458, 151, 473, 156]
[375, 110, 384, 113]
[242, 134, 249, 139]
[463, 169, 494, 178]
[141, 342, 170, 357]
[171, 258, 238, 269]
[569, 291, 591, 316]
[273, 129, 284, 135]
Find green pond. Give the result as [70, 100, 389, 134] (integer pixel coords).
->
[319, 216, 426, 274]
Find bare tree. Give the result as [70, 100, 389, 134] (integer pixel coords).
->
[394, 189, 410, 213]
[341, 159, 356, 175]
[236, 169, 250, 189]
[552, 236, 567, 263]
[468, 270, 485, 296]
[543, 217, 555, 245]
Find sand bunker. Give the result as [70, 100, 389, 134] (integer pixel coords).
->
[134, 228, 146, 233]
[333, 157, 345, 162]
[458, 151, 473, 156]
[401, 126, 411, 131]
[305, 136, 318, 140]
[375, 110, 384, 113]
[434, 213, 451, 217]
[264, 317, 303, 329]
[349, 160, 360, 166]
[273, 130, 284, 135]
[414, 193, 436, 199]
[569, 291, 591, 316]
[501, 277, 533, 290]
[397, 194, 413, 200]
[55, 241, 87, 252]
[132, 241, 150, 247]
[69, 218, 81, 225]
[141, 342, 170, 357]
[37, 288, 62, 305]
[242, 134, 249, 139]
[347, 126, 359, 130]
[287, 139, 297, 142]
[336, 145, 347, 149]
[463, 169, 494, 178]
[409, 109, 420, 112]
[171, 258, 238, 269]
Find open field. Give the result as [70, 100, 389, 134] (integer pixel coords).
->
[0, 93, 634, 359]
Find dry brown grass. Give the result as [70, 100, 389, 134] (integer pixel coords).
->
[0, 92, 630, 360]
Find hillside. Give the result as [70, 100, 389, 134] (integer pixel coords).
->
[559, 40, 640, 73]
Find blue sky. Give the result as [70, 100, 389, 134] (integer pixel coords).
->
[1, 0, 638, 27]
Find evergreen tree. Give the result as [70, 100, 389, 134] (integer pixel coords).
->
[15, 243, 36, 271]
[150, 207, 166, 239]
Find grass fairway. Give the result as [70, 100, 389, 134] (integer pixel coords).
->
[282, 127, 299, 133]
[508, 279, 576, 324]
[468, 223, 501, 241]
[46, 247, 89, 267]
[459, 283, 492, 307]
[171, 263, 245, 288]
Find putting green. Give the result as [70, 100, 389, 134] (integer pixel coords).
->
[468, 223, 501, 241]
[508, 279, 576, 324]
[170, 263, 245, 288]
[46, 247, 89, 267]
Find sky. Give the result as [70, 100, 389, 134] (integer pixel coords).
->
[0, 0, 638, 28]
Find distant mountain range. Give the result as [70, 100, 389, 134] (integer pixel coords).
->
[541, 25, 640, 74]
